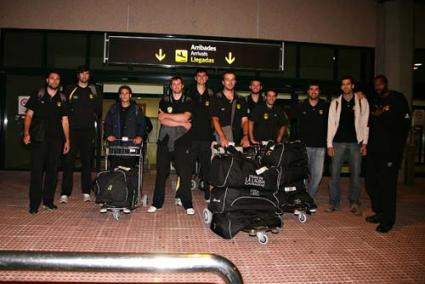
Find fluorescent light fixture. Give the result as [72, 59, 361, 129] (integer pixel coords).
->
[414, 63, 422, 66]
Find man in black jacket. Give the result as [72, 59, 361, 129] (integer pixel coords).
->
[60, 65, 103, 203]
[365, 75, 411, 233]
[104, 85, 146, 168]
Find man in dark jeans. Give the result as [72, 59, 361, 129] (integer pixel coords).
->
[365, 75, 410, 233]
[23, 71, 70, 214]
[104, 85, 146, 169]
[187, 68, 215, 201]
[60, 65, 103, 203]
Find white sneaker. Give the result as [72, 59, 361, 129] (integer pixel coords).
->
[186, 208, 195, 215]
[60, 195, 68, 204]
[83, 194, 91, 202]
[123, 208, 131, 214]
[175, 198, 182, 207]
[147, 206, 159, 213]
[99, 206, 107, 213]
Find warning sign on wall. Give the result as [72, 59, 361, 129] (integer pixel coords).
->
[18, 96, 30, 115]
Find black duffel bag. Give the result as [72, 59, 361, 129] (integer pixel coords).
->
[209, 186, 279, 214]
[94, 167, 139, 209]
[209, 152, 281, 191]
[210, 210, 282, 240]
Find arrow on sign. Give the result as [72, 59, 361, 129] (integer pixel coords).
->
[155, 49, 166, 61]
[225, 52, 236, 64]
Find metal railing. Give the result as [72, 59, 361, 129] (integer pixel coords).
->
[0, 251, 243, 284]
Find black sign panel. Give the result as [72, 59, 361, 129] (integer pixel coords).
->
[105, 34, 283, 71]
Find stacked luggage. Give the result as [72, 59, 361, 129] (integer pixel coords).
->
[204, 141, 316, 244]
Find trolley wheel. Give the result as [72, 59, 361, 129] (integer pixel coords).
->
[141, 194, 148, 207]
[191, 179, 197, 191]
[203, 208, 213, 225]
[271, 228, 280, 234]
[298, 212, 307, 224]
[112, 210, 120, 221]
[256, 232, 268, 245]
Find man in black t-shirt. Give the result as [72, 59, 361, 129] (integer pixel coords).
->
[365, 75, 410, 233]
[246, 79, 264, 115]
[23, 71, 70, 214]
[148, 76, 195, 215]
[60, 65, 103, 203]
[249, 89, 287, 143]
[187, 68, 214, 199]
[211, 71, 250, 147]
[291, 84, 328, 201]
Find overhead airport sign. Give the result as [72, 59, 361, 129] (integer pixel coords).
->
[104, 33, 284, 71]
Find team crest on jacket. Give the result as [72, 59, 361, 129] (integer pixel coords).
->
[167, 106, 173, 113]
[236, 104, 241, 110]
[57, 102, 62, 107]
[264, 113, 269, 120]
[205, 101, 209, 107]
[319, 110, 323, 115]
[89, 94, 94, 99]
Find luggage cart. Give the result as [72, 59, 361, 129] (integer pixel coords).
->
[102, 137, 148, 220]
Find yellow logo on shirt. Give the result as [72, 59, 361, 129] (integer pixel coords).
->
[319, 110, 323, 115]
[205, 101, 210, 107]
[167, 106, 173, 113]
[89, 94, 94, 99]
[57, 102, 62, 107]
[264, 113, 269, 120]
[236, 104, 241, 110]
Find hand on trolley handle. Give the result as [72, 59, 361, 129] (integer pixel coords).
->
[106, 135, 143, 145]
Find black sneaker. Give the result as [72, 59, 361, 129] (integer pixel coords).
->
[29, 208, 38, 215]
[42, 204, 58, 210]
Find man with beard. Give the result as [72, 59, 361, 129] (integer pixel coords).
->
[249, 89, 287, 144]
[291, 84, 328, 201]
[60, 65, 103, 203]
[23, 71, 70, 214]
[365, 75, 410, 233]
[326, 77, 369, 215]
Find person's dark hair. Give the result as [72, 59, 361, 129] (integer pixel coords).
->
[340, 76, 354, 85]
[265, 89, 278, 96]
[374, 74, 388, 85]
[170, 76, 184, 85]
[118, 85, 133, 95]
[195, 68, 208, 76]
[222, 70, 236, 80]
[76, 64, 90, 74]
[250, 78, 262, 85]
[46, 70, 61, 78]
[308, 83, 320, 90]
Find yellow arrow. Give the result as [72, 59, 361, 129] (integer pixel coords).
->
[225, 52, 236, 64]
[155, 49, 166, 61]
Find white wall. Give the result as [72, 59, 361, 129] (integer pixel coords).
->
[0, 0, 377, 47]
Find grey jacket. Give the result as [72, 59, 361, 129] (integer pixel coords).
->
[158, 125, 188, 151]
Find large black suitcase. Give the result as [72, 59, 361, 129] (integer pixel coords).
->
[261, 141, 308, 185]
[277, 181, 315, 213]
[208, 186, 279, 214]
[210, 210, 282, 239]
[209, 153, 281, 191]
[94, 167, 138, 209]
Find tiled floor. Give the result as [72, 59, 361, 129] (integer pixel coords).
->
[0, 171, 424, 283]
